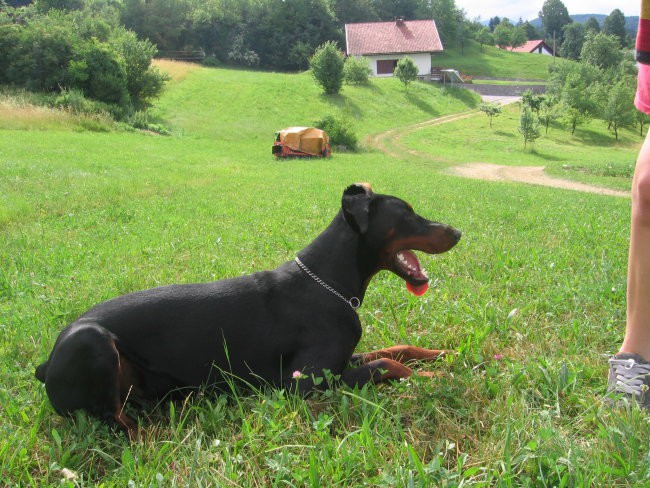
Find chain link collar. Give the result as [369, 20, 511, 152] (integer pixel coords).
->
[294, 257, 360, 310]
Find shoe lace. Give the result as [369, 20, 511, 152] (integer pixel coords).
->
[609, 358, 650, 396]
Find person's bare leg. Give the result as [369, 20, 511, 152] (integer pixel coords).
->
[620, 130, 650, 361]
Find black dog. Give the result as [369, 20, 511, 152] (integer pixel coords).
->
[35, 184, 460, 437]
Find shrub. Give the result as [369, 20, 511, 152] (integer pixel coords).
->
[315, 114, 358, 151]
[54, 88, 94, 113]
[109, 28, 170, 110]
[343, 56, 371, 85]
[393, 56, 418, 91]
[202, 55, 221, 67]
[128, 110, 171, 135]
[310, 41, 344, 95]
[67, 41, 129, 106]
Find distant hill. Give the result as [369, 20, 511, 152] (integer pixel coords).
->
[530, 14, 638, 37]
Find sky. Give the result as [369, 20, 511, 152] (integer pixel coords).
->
[455, 0, 640, 23]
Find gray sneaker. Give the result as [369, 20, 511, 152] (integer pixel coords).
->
[607, 353, 650, 411]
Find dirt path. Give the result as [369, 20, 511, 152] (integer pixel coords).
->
[450, 163, 629, 197]
[368, 101, 630, 198]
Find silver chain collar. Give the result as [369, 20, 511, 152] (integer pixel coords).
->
[294, 257, 360, 310]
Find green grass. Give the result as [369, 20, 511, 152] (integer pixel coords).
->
[150, 67, 480, 142]
[1, 63, 648, 486]
[434, 40, 565, 80]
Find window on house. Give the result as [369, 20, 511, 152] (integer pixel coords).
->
[377, 59, 398, 75]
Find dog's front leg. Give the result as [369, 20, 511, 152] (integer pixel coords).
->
[339, 358, 416, 387]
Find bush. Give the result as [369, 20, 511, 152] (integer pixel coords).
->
[67, 41, 129, 106]
[310, 41, 344, 95]
[0, 11, 167, 116]
[393, 56, 418, 91]
[202, 55, 222, 67]
[315, 114, 358, 151]
[109, 28, 170, 110]
[54, 88, 95, 113]
[128, 110, 171, 135]
[343, 56, 371, 85]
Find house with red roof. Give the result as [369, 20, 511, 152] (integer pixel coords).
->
[345, 18, 443, 77]
[510, 40, 555, 56]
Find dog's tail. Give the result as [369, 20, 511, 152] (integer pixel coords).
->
[34, 361, 48, 383]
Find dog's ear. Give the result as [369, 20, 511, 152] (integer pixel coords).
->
[342, 183, 373, 233]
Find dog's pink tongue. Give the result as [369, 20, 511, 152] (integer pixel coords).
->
[406, 281, 429, 296]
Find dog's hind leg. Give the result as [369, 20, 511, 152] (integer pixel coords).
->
[38, 322, 139, 438]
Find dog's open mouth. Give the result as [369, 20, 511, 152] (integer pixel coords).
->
[394, 250, 429, 296]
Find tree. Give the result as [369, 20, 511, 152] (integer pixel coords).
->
[602, 80, 635, 140]
[371, 0, 421, 21]
[120, 0, 190, 52]
[636, 110, 650, 136]
[584, 16, 601, 33]
[521, 21, 539, 40]
[559, 22, 585, 60]
[509, 26, 527, 50]
[330, 0, 379, 24]
[518, 105, 540, 149]
[538, 95, 560, 134]
[478, 102, 502, 127]
[309, 41, 344, 95]
[493, 22, 512, 50]
[488, 16, 500, 32]
[477, 27, 493, 51]
[539, 0, 572, 44]
[522, 90, 544, 113]
[580, 32, 624, 71]
[393, 56, 418, 91]
[547, 61, 602, 135]
[429, 0, 460, 47]
[36, 0, 84, 11]
[603, 9, 627, 48]
[557, 65, 601, 134]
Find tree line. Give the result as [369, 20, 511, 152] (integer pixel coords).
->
[0, 0, 642, 136]
[478, 0, 632, 59]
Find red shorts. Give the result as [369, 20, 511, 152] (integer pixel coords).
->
[637, 63, 650, 114]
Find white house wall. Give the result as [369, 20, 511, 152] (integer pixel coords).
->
[359, 53, 432, 77]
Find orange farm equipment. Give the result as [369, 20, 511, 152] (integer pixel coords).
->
[272, 127, 331, 158]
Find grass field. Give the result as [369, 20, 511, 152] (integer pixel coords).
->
[433, 40, 563, 80]
[1, 62, 648, 487]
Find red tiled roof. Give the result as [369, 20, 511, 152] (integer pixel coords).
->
[510, 40, 552, 54]
[345, 20, 443, 56]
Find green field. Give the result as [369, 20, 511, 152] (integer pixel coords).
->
[1, 62, 648, 486]
[433, 40, 562, 80]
